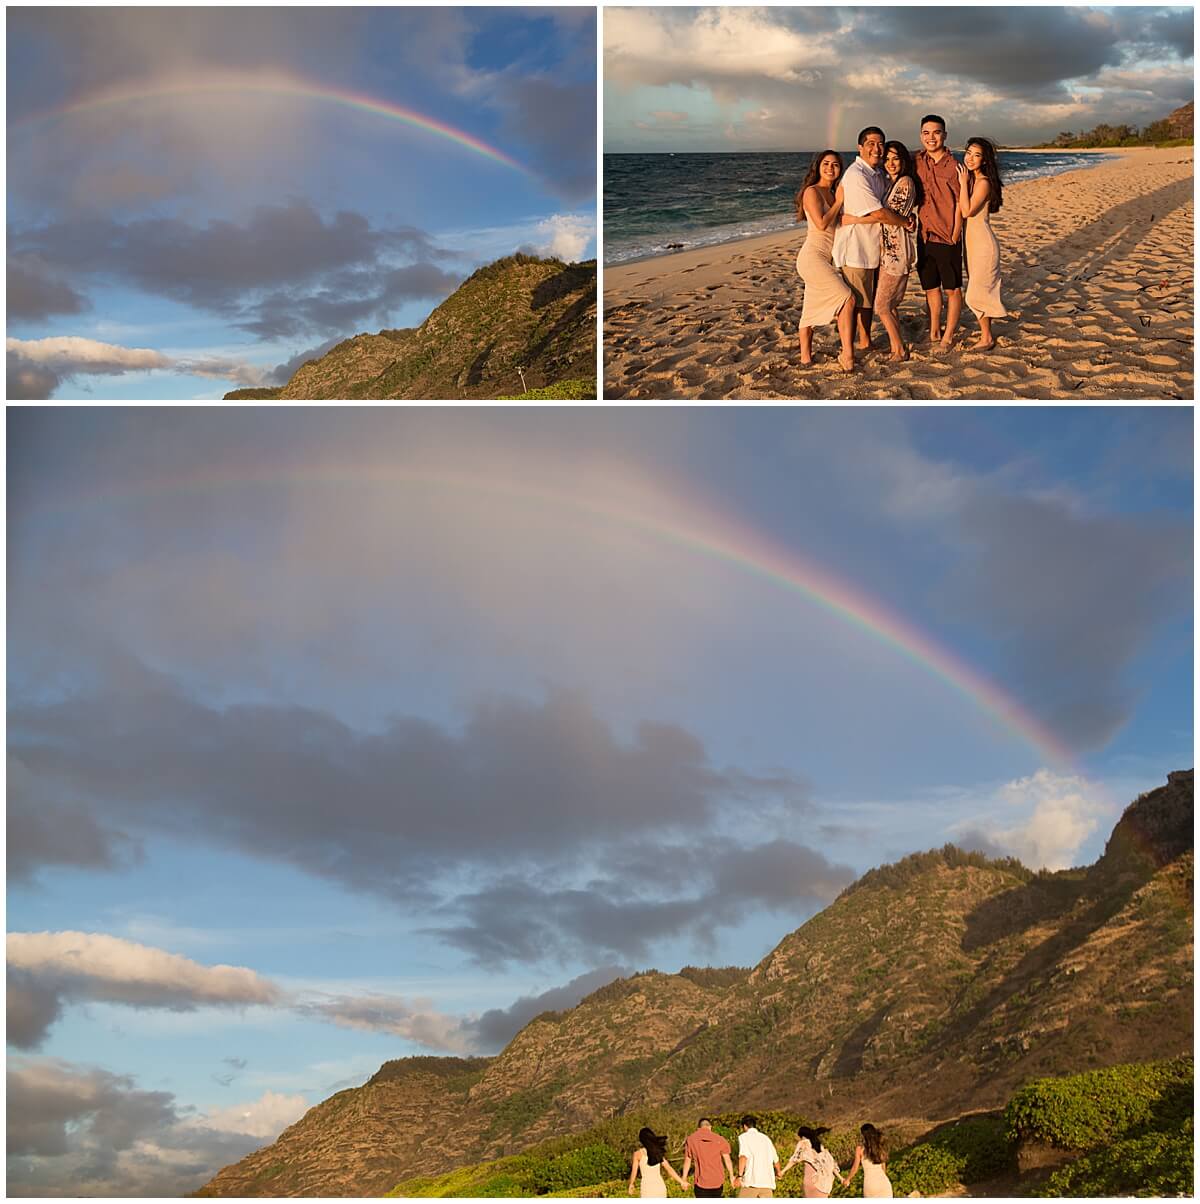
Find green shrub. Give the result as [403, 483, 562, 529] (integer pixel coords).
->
[474, 1172, 527, 1196]
[1004, 1056, 1193, 1150]
[530, 1144, 628, 1194]
[925, 1115, 1011, 1181]
[496, 377, 595, 400]
[1037, 1118, 1193, 1197]
[886, 1143, 963, 1197]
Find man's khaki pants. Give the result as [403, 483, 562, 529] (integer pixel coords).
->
[738, 1189, 773, 1198]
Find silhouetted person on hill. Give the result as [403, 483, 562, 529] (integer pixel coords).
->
[682, 1117, 735, 1197]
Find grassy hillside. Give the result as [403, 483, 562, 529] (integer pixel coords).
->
[197, 773, 1192, 1197]
[385, 1057, 1192, 1198]
[230, 255, 596, 400]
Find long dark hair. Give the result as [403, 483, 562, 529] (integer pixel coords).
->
[796, 1125, 830, 1154]
[794, 149, 844, 220]
[965, 137, 1003, 212]
[883, 140, 923, 208]
[860, 1123, 886, 1164]
[639, 1127, 667, 1166]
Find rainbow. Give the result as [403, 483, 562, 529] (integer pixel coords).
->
[10, 70, 534, 179]
[20, 463, 1076, 768]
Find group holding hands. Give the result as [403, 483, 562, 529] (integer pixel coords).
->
[629, 1115, 893, 1198]
[795, 114, 1007, 372]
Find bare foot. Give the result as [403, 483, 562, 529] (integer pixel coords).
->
[837, 351, 855, 372]
[888, 347, 910, 362]
[974, 340, 996, 352]
[928, 330, 942, 343]
[933, 340, 952, 355]
[854, 342, 872, 353]
[800, 356, 814, 366]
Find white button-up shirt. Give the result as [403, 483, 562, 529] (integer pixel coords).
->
[832, 156, 886, 270]
[738, 1128, 780, 1190]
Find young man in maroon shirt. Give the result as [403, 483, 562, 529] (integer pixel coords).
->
[914, 114, 963, 350]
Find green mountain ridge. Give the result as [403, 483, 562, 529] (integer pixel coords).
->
[196, 771, 1193, 1197]
[224, 254, 597, 400]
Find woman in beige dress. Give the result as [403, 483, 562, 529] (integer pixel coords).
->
[957, 137, 1006, 350]
[628, 1127, 685, 1198]
[795, 150, 855, 372]
[843, 1123, 893, 1198]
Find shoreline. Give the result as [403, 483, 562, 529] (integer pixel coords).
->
[603, 147, 1193, 400]
[605, 149, 1123, 269]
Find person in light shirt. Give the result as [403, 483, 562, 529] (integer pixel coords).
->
[733, 1114, 781, 1198]
[831, 126, 916, 354]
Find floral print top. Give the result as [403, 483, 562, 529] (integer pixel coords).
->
[880, 174, 917, 276]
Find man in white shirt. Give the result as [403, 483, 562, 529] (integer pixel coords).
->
[832, 125, 916, 351]
[733, 1114, 780, 1198]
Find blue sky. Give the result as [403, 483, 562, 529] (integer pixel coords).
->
[6, 405, 1193, 1194]
[605, 6, 1193, 151]
[7, 8, 596, 400]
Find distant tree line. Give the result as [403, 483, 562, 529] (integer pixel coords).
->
[1048, 105, 1193, 148]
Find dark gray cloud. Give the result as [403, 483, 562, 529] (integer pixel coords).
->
[497, 77, 596, 204]
[6, 352, 62, 401]
[6, 973, 65, 1051]
[14, 202, 450, 335]
[462, 964, 631, 1051]
[428, 835, 854, 967]
[244, 261, 462, 340]
[9, 685, 785, 872]
[7, 255, 89, 321]
[858, 8, 1129, 95]
[949, 491, 1191, 746]
[9, 680, 834, 963]
[267, 337, 343, 386]
[7, 757, 140, 884]
[6, 1058, 265, 1196]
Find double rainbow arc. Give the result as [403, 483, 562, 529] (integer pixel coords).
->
[11, 70, 533, 179]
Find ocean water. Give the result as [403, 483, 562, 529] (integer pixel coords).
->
[604, 150, 1116, 265]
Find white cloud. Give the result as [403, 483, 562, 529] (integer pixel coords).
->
[200, 1089, 309, 1139]
[605, 8, 837, 89]
[6, 335, 170, 374]
[7, 931, 283, 1049]
[955, 769, 1112, 870]
[6, 335, 266, 395]
[533, 213, 595, 261]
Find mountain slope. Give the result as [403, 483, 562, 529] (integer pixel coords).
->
[197, 771, 1192, 1196]
[226, 255, 596, 401]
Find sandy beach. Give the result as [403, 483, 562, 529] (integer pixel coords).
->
[603, 147, 1193, 400]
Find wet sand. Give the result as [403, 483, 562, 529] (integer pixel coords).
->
[603, 147, 1193, 400]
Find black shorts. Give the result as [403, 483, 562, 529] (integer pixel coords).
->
[694, 1188, 724, 1198]
[917, 239, 963, 291]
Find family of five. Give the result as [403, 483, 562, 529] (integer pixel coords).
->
[795, 115, 1006, 371]
[630, 1116, 894, 1198]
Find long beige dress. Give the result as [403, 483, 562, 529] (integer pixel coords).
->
[797, 210, 852, 327]
[863, 1156, 893, 1198]
[964, 207, 1006, 318]
[637, 1151, 667, 1198]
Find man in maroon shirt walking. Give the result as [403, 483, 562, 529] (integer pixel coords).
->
[914, 114, 963, 350]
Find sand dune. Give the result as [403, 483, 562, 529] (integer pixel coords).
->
[603, 147, 1193, 400]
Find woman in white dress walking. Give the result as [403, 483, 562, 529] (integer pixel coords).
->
[628, 1127, 686, 1198]
[844, 1123, 893, 1197]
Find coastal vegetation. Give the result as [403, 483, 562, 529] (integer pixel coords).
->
[1044, 102, 1193, 148]
[382, 1057, 1192, 1196]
